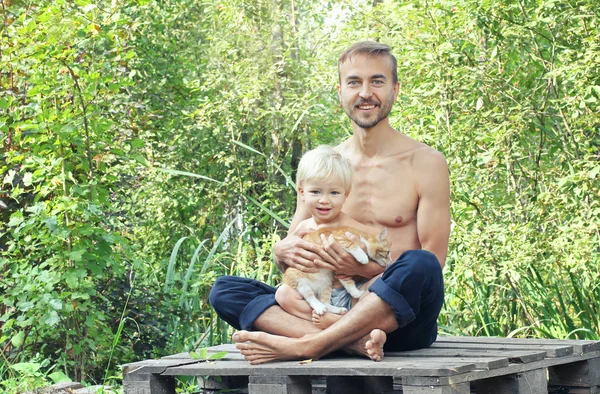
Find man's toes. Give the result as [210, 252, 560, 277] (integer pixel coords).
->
[232, 330, 252, 342]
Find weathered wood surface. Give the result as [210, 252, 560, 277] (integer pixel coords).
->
[122, 336, 600, 394]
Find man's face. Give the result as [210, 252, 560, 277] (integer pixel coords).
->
[338, 54, 399, 129]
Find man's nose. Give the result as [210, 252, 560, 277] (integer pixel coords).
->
[359, 84, 373, 98]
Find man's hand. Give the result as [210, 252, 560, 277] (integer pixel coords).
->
[316, 233, 366, 276]
[273, 227, 336, 273]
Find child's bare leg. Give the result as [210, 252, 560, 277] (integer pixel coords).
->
[275, 284, 313, 322]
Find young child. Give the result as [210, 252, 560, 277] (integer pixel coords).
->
[275, 145, 389, 329]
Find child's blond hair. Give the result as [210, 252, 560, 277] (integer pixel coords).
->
[296, 145, 353, 191]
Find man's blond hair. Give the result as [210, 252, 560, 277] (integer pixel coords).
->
[296, 145, 353, 191]
[338, 41, 398, 84]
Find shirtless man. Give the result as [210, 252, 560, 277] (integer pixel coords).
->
[208, 41, 450, 364]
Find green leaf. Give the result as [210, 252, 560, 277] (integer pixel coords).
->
[69, 250, 84, 262]
[588, 166, 600, 180]
[49, 371, 72, 384]
[197, 348, 208, 359]
[208, 351, 228, 360]
[23, 172, 33, 187]
[44, 311, 60, 326]
[190, 347, 208, 360]
[65, 272, 79, 289]
[11, 331, 25, 348]
[10, 362, 41, 374]
[8, 215, 23, 227]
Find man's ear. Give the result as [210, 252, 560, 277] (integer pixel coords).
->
[393, 82, 400, 100]
[337, 84, 342, 100]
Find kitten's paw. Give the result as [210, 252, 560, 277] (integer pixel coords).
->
[313, 304, 327, 316]
[349, 289, 365, 299]
[356, 255, 369, 264]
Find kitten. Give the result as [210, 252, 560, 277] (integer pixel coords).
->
[282, 226, 392, 315]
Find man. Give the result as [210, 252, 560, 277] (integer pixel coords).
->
[209, 41, 450, 364]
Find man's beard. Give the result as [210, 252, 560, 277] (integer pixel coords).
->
[344, 98, 393, 129]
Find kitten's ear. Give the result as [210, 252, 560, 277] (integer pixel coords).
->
[378, 228, 388, 241]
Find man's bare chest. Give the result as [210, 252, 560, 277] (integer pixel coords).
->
[343, 164, 418, 229]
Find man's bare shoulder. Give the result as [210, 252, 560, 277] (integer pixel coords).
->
[334, 139, 353, 155]
[410, 145, 448, 172]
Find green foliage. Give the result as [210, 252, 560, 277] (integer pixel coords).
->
[1, 0, 598, 391]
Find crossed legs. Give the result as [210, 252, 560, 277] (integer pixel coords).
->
[209, 250, 444, 364]
[235, 291, 396, 364]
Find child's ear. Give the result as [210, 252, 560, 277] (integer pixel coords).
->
[298, 186, 304, 200]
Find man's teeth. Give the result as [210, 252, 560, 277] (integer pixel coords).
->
[358, 105, 375, 109]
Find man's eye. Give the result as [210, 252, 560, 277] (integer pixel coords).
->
[373, 80, 384, 85]
[348, 81, 359, 86]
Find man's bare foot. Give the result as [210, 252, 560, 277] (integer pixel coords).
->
[343, 329, 386, 362]
[365, 329, 386, 361]
[232, 330, 315, 365]
[312, 310, 345, 329]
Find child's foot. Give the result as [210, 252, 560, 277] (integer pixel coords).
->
[311, 310, 345, 329]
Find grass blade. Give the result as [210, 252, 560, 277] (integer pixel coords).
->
[244, 194, 290, 229]
[157, 168, 224, 184]
[165, 236, 188, 293]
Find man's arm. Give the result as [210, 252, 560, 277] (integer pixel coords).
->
[415, 149, 451, 268]
[317, 232, 386, 279]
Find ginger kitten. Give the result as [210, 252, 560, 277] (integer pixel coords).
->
[282, 227, 391, 315]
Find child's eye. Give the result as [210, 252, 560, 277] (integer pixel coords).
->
[309, 190, 320, 195]
[331, 191, 340, 195]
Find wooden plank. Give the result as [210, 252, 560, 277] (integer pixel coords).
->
[470, 368, 548, 394]
[248, 375, 311, 394]
[549, 387, 600, 394]
[165, 347, 539, 369]
[162, 356, 479, 377]
[403, 383, 470, 394]
[430, 341, 573, 358]
[388, 348, 547, 364]
[403, 352, 600, 386]
[122, 359, 200, 375]
[549, 358, 600, 387]
[122, 373, 176, 394]
[388, 353, 509, 370]
[437, 336, 600, 355]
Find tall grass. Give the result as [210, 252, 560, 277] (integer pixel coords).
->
[440, 259, 600, 340]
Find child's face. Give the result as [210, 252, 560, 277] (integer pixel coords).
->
[299, 177, 349, 224]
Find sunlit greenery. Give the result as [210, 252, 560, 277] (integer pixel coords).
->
[1, 0, 598, 392]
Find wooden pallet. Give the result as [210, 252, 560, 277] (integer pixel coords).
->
[122, 336, 600, 394]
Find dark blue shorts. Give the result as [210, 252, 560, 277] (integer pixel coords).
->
[208, 249, 444, 351]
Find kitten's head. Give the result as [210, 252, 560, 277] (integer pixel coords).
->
[363, 228, 392, 267]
